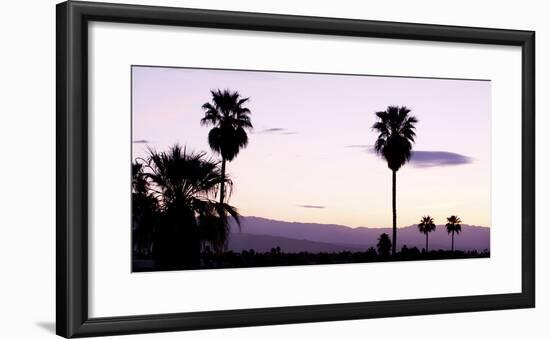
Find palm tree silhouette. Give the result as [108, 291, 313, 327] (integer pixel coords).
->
[417, 215, 436, 252]
[376, 233, 392, 257]
[132, 162, 159, 258]
[142, 145, 240, 267]
[372, 106, 418, 255]
[201, 89, 253, 205]
[445, 215, 462, 252]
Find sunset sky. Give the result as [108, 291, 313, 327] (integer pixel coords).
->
[132, 66, 491, 228]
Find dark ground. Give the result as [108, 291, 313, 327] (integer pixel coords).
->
[133, 247, 490, 272]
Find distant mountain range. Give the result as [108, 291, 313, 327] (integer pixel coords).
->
[228, 216, 489, 253]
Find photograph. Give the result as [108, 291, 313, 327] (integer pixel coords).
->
[131, 66, 491, 272]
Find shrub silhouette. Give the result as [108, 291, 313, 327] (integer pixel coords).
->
[376, 233, 392, 257]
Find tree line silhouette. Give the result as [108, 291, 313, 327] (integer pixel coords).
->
[132, 88, 485, 271]
[134, 244, 489, 272]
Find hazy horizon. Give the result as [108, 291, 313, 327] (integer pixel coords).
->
[225, 215, 490, 253]
[132, 66, 491, 229]
[232, 214, 490, 229]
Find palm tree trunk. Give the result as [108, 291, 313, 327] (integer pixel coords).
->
[392, 170, 397, 256]
[451, 232, 455, 252]
[426, 233, 429, 252]
[220, 157, 226, 204]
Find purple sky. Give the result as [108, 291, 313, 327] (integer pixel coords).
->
[132, 66, 491, 228]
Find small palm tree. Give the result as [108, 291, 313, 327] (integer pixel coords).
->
[372, 106, 418, 255]
[376, 233, 392, 257]
[417, 215, 436, 252]
[201, 89, 253, 205]
[445, 215, 462, 252]
[142, 145, 240, 267]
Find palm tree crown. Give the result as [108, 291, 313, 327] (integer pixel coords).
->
[418, 215, 436, 235]
[445, 215, 462, 235]
[372, 106, 418, 171]
[200, 89, 253, 162]
[145, 146, 224, 209]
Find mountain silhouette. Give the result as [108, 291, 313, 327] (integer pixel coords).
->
[227, 233, 366, 253]
[229, 216, 489, 253]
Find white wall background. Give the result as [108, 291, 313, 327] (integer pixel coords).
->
[0, 0, 547, 338]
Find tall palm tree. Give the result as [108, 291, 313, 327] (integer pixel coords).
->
[142, 145, 240, 267]
[445, 215, 462, 252]
[201, 89, 253, 205]
[417, 215, 436, 252]
[372, 106, 418, 255]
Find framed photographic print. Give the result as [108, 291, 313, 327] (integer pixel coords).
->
[56, 1, 535, 338]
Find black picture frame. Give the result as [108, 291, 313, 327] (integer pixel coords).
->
[56, 1, 535, 337]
